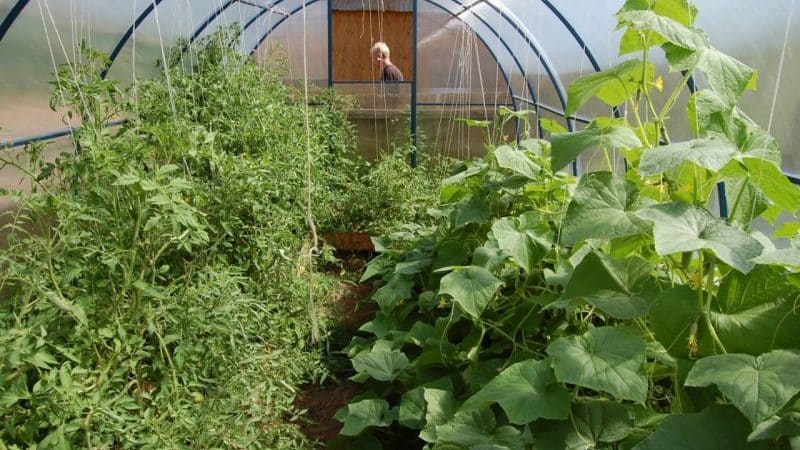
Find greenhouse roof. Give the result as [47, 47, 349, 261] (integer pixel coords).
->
[1, 0, 799, 177]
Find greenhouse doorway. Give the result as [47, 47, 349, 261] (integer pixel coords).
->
[329, 0, 416, 161]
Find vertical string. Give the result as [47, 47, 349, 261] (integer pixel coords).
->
[301, 0, 321, 344]
[151, 0, 177, 118]
[768, 0, 796, 133]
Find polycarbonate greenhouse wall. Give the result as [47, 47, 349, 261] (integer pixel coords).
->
[1, 0, 799, 178]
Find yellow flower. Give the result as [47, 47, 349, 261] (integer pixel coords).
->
[653, 76, 664, 92]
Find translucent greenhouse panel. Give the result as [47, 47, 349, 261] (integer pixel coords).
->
[103, 1, 224, 86]
[334, 82, 412, 158]
[0, 0, 144, 142]
[692, 1, 800, 175]
[417, 3, 512, 110]
[0, 135, 75, 246]
[251, 1, 328, 85]
[418, 105, 489, 159]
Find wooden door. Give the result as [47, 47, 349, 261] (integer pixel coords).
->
[332, 8, 412, 81]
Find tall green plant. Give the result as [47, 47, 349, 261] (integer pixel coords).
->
[0, 28, 363, 448]
[337, 2, 800, 449]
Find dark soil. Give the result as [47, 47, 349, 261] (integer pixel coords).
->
[294, 249, 376, 446]
[293, 380, 363, 443]
[323, 232, 375, 253]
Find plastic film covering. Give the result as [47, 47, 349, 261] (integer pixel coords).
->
[1, 0, 799, 174]
[248, 0, 328, 87]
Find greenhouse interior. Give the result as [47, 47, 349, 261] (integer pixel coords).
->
[2, 0, 800, 448]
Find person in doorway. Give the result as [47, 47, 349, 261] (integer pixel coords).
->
[370, 41, 404, 82]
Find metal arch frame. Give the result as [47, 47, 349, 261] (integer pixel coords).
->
[538, 0, 601, 72]
[152, 0, 569, 138]
[0, 0, 584, 159]
[466, 1, 569, 124]
[189, 0, 240, 43]
[242, 0, 556, 133]
[0, 0, 30, 44]
[1, 0, 584, 134]
[103, 0, 242, 79]
[240, 0, 527, 166]
[101, 0, 169, 78]
[0, 0, 795, 194]
[242, 0, 521, 106]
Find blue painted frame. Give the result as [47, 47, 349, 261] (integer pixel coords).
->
[0, 0, 29, 44]
[101, 0, 169, 78]
[0, 0, 795, 195]
[243, 0, 544, 128]
[242, 0, 521, 112]
[189, 0, 239, 43]
[411, 0, 418, 166]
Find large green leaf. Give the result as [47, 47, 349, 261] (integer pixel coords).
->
[491, 213, 552, 273]
[566, 59, 653, 115]
[434, 408, 530, 450]
[531, 399, 636, 450]
[748, 413, 800, 442]
[713, 265, 800, 353]
[635, 202, 763, 273]
[618, 10, 706, 50]
[665, 43, 757, 108]
[722, 157, 800, 215]
[687, 90, 780, 167]
[562, 172, 652, 244]
[399, 377, 454, 429]
[372, 274, 413, 313]
[649, 270, 800, 358]
[439, 266, 503, 320]
[418, 388, 459, 442]
[687, 89, 733, 139]
[494, 145, 541, 179]
[452, 195, 491, 228]
[725, 178, 771, 227]
[423, 388, 457, 428]
[633, 405, 767, 450]
[351, 348, 410, 381]
[460, 359, 570, 425]
[617, 0, 697, 54]
[754, 248, 800, 269]
[619, 0, 697, 24]
[618, 10, 756, 106]
[335, 398, 393, 436]
[561, 251, 653, 319]
[547, 327, 648, 403]
[685, 350, 800, 426]
[647, 286, 699, 358]
[638, 138, 738, 175]
[551, 124, 642, 171]
[471, 245, 509, 273]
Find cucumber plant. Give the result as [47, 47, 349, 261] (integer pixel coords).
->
[337, 2, 800, 449]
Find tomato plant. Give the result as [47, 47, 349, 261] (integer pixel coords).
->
[0, 27, 375, 448]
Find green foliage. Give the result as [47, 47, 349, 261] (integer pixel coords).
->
[324, 147, 453, 235]
[335, 3, 800, 449]
[0, 28, 371, 448]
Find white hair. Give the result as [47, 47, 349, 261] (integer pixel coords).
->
[370, 41, 390, 58]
